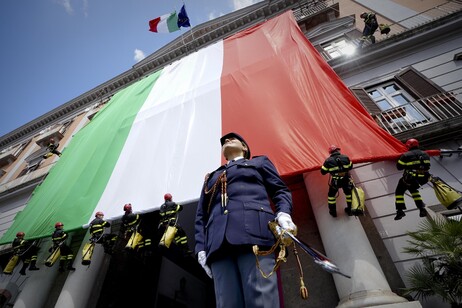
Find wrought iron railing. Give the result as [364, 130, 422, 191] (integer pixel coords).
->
[374, 0, 462, 44]
[372, 91, 462, 135]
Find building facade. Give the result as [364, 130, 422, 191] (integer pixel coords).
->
[0, 1, 461, 307]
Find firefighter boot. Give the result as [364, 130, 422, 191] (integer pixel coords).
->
[67, 261, 76, 271]
[344, 207, 353, 216]
[59, 260, 66, 272]
[419, 207, 428, 217]
[29, 260, 40, 271]
[394, 210, 406, 221]
[19, 263, 28, 275]
[328, 205, 337, 218]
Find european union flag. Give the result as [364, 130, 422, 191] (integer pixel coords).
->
[177, 5, 191, 28]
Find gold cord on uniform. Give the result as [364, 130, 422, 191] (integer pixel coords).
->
[204, 171, 227, 214]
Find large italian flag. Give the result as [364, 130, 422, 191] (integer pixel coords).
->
[0, 12, 407, 244]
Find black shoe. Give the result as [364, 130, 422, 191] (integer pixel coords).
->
[353, 209, 364, 216]
[29, 265, 40, 271]
[329, 209, 337, 218]
[344, 207, 353, 216]
[19, 270, 26, 276]
[419, 208, 428, 217]
[394, 210, 406, 221]
[67, 266, 76, 271]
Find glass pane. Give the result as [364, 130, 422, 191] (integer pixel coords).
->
[376, 99, 392, 110]
[368, 90, 380, 99]
[383, 84, 399, 94]
[392, 94, 409, 106]
[329, 51, 341, 59]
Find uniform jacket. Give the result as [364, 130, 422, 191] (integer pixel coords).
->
[194, 155, 292, 261]
[397, 148, 431, 171]
[52, 229, 68, 246]
[160, 201, 183, 223]
[89, 217, 111, 236]
[12, 238, 31, 255]
[321, 152, 353, 176]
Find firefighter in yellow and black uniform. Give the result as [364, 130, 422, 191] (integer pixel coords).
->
[159, 193, 191, 255]
[120, 203, 148, 252]
[51, 222, 76, 272]
[89, 211, 117, 254]
[3, 232, 40, 275]
[394, 138, 431, 220]
[42, 138, 62, 159]
[321, 145, 354, 217]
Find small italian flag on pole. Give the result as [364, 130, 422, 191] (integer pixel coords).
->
[149, 11, 180, 33]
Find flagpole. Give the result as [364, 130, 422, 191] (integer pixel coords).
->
[182, 1, 197, 51]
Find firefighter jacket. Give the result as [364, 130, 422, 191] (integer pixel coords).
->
[363, 13, 378, 26]
[47, 142, 59, 151]
[121, 212, 140, 233]
[89, 217, 111, 237]
[397, 148, 431, 180]
[321, 152, 353, 179]
[159, 201, 183, 225]
[12, 238, 32, 255]
[52, 229, 68, 247]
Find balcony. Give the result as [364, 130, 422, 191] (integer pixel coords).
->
[372, 91, 462, 143]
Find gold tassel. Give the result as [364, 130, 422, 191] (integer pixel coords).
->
[293, 245, 308, 300]
[299, 277, 309, 299]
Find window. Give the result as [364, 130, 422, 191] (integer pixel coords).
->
[351, 67, 462, 134]
[366, 82, 430, 129]
[321, 38, 356, 60]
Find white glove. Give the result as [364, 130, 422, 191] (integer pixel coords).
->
[276, 212, 297, 232]
[198, 251, 213, 279]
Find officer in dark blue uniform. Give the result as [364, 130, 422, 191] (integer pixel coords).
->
[195, 132, 296, 308]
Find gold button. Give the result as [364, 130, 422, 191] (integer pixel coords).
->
[224, 210, 228, 215]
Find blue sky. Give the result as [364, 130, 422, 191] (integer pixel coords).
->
[0, 0, 261, 137]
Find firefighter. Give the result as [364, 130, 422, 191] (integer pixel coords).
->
[6, 232, 40, 275]
[321, 145, 354, 217]
[51, 222, 76, 272]
[120, 203, 143, 250]
[394, 138, 431, 220]
[89, 211, 117, 254]
[42, 138, 62, 159]
[359, 12, 379, 47]
[159, 193, 191, 255]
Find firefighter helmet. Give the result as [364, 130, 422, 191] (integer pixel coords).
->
[360, 12, 368, 19]
[164, 193, 172, 201]
[95, 211, 104, 217]
[55, 222, 64, 228]
[16, 232, 25, 237]
[405, 138, 419, 149]
[328, 145, 340, 154]
[123, 203, 132, 212]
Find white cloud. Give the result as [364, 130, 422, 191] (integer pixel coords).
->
[232, 0, 262, 11]
[55, 0, 74, 15]
[134, 49, 146, 63]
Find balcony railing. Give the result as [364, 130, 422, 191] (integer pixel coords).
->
[375, 0, 462, 44]
[372, 91, 462, 135]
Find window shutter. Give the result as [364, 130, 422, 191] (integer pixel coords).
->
[395, 67, 443, 99]
[350, 87, 381, 114]
[344, 29, 362, 41]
